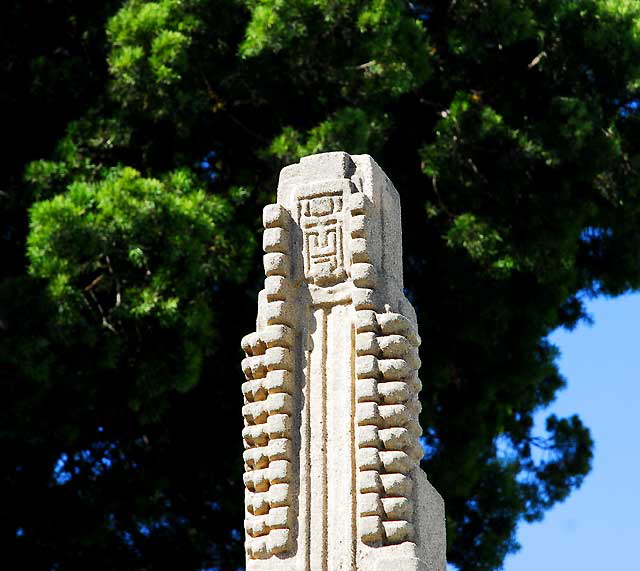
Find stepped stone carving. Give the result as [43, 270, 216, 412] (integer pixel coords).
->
[241, 152, 446, 571]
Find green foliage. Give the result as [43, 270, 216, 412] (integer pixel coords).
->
[240, 0, 431, 96]
[26, 166, 253, 413]
[268, 107, 389, 163]
[446, 213, 517, 277]
[107, 0, 203, 117]
[3, 0, 640, 570]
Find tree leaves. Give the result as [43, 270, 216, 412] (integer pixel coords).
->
[27, 166, 254, 417]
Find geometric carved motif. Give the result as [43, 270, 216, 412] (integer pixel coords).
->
[297, 185, 348, 286]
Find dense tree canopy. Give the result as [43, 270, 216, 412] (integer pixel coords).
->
[2, 1, 640, 569]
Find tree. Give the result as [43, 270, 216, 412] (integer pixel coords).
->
[2, 1, 640, 569]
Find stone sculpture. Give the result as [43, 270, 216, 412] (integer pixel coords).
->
[241, 152, 446, 571]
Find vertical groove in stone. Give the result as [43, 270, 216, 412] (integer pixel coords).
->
[320, 309, 328, 571]
[350, 317, 358, 569]
[304, 314, 312, 571]
[308, 307, 328, 571]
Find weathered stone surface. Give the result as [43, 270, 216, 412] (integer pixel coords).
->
[241, 152, 446, 570]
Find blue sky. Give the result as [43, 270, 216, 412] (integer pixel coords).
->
[503, 292, 640, 570]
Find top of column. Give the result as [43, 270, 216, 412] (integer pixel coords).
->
[272, 151, 405, 309]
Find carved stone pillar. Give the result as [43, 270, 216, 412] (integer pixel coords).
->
[241, 152, 446, 571]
